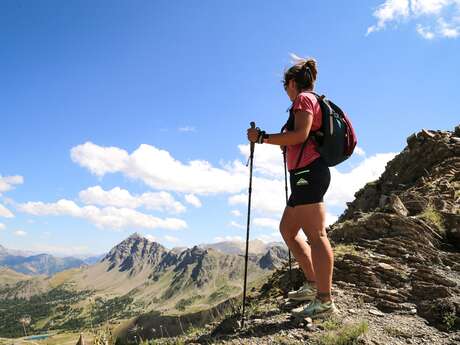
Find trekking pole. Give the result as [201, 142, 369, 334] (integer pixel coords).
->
[241, 121, 256, 328]
[283, 148, 293, 286]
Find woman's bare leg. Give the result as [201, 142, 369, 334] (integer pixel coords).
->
[280, 206, 316, 283]
[293, 202, 334, 302]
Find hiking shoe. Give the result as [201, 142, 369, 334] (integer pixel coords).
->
[291, 298, 338, 319]
[279, 298, 304, 311]
[287, 282, 317, 301]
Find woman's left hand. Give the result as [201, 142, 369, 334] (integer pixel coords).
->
[247, 127, 259, 143]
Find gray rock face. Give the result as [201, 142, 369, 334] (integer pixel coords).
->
[258, 246, 289, 270]
[103, 233, 168, 274]
[328, 125, 460, 330]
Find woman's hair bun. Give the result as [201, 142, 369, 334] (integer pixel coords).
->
[303, 59, 317, 82]
[284, 55, 318, 91]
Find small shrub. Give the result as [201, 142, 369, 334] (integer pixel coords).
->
[315, 320, 368, 345]
[383, 326, 410, 338]
[319, 317, 342, 331]
[443, 313, 457, 331]
[333, 244, 358, 258]
[419, 205, 444, 230]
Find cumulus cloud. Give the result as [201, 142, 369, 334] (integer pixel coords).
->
[0, 223, 5, 230]
[231, 209, 242, 217]
[326, 153, 397, 207]
[228, 176, 288, 217]
[17, 199, 187, 231]
[71, 142, 129, 176]
[144, 234, 157, 242]
[229, 221, 246, 229]
[79, 186, 186, 213]
[214, 235, 244, 242]
[164, 235, 180, 244]
[235, 144, 285, 178]
[0, 204, 14, 218]
[253, 217, 279, 230]
[255, 232, 283, 243]
[184, 194, 202, 208]
[367, 0, 460, 39]
[0, 175, 24, 194]
[354, 146, 366, 157]
[416, 23, 436, 38]
[71, 142, 248, 195]
[14, 229, 26, 236]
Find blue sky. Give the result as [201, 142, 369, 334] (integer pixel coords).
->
[0, 0, 458, 257]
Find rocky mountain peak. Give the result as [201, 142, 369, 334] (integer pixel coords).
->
[103, 233, 168, 273]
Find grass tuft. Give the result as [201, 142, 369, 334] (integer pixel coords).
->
[314, 320, 368, 345]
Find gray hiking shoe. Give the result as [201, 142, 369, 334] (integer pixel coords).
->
[291, 298, 338, 319]
[287, 282, 317, 301]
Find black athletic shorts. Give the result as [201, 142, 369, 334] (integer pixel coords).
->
[287, 157, 331, 207]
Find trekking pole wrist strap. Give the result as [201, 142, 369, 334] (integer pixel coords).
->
[257, 130, 269, 144]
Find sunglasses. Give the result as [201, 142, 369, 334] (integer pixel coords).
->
[283, 79, 291, 90]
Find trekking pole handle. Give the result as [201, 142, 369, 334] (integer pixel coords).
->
[246, 122, 256, 167]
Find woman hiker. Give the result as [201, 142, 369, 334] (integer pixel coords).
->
[247, 57, 338, 318]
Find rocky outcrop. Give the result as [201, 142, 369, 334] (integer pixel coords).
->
[329, 125, 460, 330]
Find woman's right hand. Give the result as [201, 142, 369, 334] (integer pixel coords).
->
[247, 127, 259, 143]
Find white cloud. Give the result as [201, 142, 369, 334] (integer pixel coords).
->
[14, 230, 26, 237]
[416, 23, 436, 38]
[17, 199, 187, 231]
[164, 235, 180, 244]
[0, 204, 14, 218]
[144, 234, 156, 242]
[178, 126, 196, 132]
[253, 217, 279, 230]
[0, 175, 24, 194]
[326, 212, 339, 227]
[231, 209, 242, 217]
[79, 186, 186, 213]
[367, 0, 410, 35]
[71, 142, 248, 195]
[354, 146, 366, 157]
[235, 144, 285, 178]
[0, 223, 5, 230]
[214, 235, 244, 242]
[229, 221, 245, 229]
[228, 176, 288, 217]
[71, 142, 129, 176]
[367, 0, 460, 39]
[438, 17, 460, 37]
[326, 153, 397, 207]
[255, 232, 283, 243]
[184, 194, 202, 208]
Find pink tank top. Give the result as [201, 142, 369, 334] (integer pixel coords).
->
[286, 92, 322, 171]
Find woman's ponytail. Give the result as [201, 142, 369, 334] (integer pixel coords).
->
[284, 57, 318, 91]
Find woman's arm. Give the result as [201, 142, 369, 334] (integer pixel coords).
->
[265, 111, 313, 146]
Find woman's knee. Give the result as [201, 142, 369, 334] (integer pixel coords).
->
[279, 222, 296, 241]
[303, 227, 327, 245]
